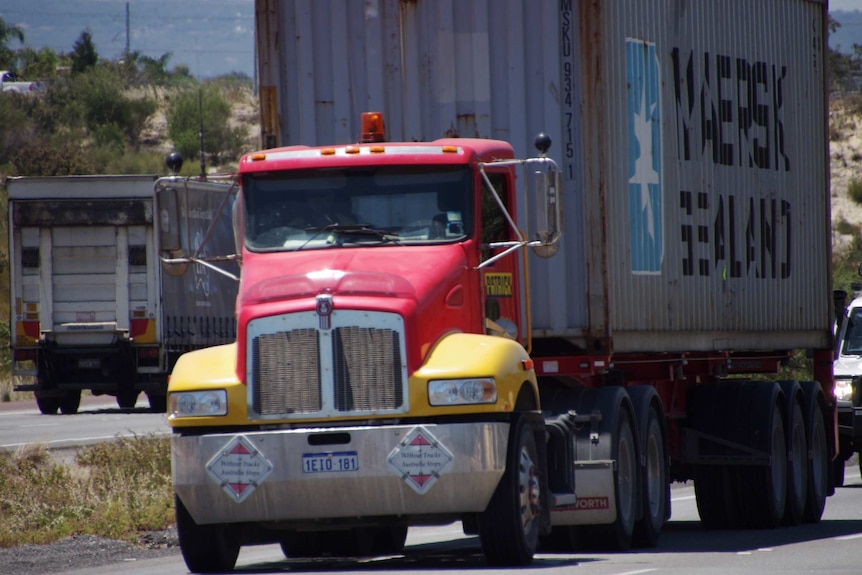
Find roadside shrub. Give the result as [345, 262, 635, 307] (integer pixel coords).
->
[0, 436, 173, 547]
[835, 218, 860, 236]
[849, 177, 862, 206]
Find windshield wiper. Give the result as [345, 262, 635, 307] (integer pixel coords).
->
[297, 224, 402, 250]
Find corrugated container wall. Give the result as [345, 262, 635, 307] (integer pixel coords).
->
[255, 0, 832, 354]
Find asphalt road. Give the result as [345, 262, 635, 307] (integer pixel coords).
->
[4, 399, 862, 574]
[51, 469, 862, 575]
[0, 396, 169, 450]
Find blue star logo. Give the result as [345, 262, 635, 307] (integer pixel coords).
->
[627, 39, 663, 274]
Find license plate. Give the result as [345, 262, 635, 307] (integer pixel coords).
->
[78, 358, 100, 369]
[302, 451, 359, 473]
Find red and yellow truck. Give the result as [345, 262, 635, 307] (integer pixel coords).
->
[164, 0, 835, 571]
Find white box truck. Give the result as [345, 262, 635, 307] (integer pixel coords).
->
[8, 173, 239, 414]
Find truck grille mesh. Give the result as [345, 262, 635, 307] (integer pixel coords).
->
[251, 324, 404, 417]
[252, 329, 321, 414]
[333, 327, 402, 411]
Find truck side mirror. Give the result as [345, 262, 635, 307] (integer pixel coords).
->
[157, 187, 181, 253]
[525, 157, 562, 258]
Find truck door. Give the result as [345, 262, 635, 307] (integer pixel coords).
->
[480, 172, 523, 345]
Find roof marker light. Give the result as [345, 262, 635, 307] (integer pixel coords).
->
[442, 145, 458, 153]
[251, 153, 266, 161]
[345, 145, 360, 154]
[321, 148, 336, 155]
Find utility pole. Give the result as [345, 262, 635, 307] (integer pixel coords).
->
[125, 2, 130, 55]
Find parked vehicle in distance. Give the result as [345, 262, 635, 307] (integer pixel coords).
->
[0, 70, 45, 94]
[8, 170, 239, 414]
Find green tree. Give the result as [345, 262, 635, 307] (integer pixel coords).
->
[18, 47, 59, 81]
[167, 85, 246, 165]
[71, 30, 98, 74]
[0, 17, 25, 71]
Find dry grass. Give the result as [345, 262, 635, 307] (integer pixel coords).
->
[0, 435, 173, 547]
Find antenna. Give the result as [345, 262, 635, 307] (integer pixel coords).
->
[198, 89, 206, 181]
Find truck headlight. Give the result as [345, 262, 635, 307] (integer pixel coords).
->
[428, 378, 497, 406]
[835, 379, 853, 402]
[169, 390, 228, 417]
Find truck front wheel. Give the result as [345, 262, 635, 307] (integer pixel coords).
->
[175, 495, 239, 573]
[478, 414, 541, 566]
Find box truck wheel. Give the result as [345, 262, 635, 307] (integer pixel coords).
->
[116, 390, 139, 410]
[35, 395, 61, 415]
[59, 390, 81, 415]
[175, 495, 239, 573]
[478, 413, 541, 566]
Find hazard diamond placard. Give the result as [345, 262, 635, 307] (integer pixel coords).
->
[387, 426, 454, 495]
[206, 435, 274, 503]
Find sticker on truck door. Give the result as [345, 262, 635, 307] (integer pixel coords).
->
[206, 435, 274, 503]
[387, 427, 453, 495]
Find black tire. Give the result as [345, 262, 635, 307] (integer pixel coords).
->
[579, 406, 637, 550]
[694, 464, 738, 529]
[633, 406, 667, 547]
[280, 531, 326, 558]
[36, 395, 61, 415]
[116, 390, 139, 409]
[783, 401, 808, 526]
[59, 390, 81, 415]
[744, 404, 786, 528]
[539, 526, 577, 552]
[478, 415, 541, 566]
[373, 526, 408, 555]
[834, 458, 846, 488]
[803, 399, 828, 523]
[146, 391, 167, 412]
[175, 495, 239, 573]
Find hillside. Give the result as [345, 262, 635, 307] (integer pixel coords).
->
[830, 96, 862, 253]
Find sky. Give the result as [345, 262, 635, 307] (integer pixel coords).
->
[833, 0, 862, 10]
[2, 0, 255, 79]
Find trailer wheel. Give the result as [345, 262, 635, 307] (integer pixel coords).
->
[633, 405, 667, 547]
[175, 495, 239, 573]
[478, 414, 541, 566]
[744, 403, 787, 528]
[803, 394, 828, 523]
[59, 390, 81, 415]
[783, 400, 808, 526]
[579, 405, 637, 550]
[694, 465, 738, 529]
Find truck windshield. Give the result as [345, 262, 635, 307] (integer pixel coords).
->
[243, 166, 472, 251]
[842, 309, 862, 356]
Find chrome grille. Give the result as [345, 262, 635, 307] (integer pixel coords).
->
[333, 327, 403, 411]
[252, 329, 320, 414]
[249, 312, 406, 418]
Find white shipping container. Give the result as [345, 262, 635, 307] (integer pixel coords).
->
[256, 0, 831, 354]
